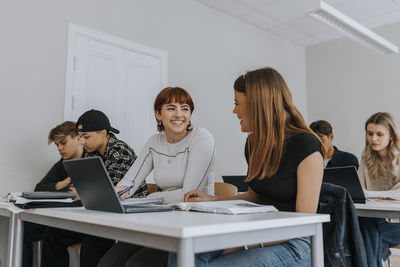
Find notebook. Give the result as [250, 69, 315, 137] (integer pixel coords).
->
[63, 157, 173, 213]
[323, 166, 366, 204]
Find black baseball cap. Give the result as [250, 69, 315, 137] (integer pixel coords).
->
[76, 109, 120, 134]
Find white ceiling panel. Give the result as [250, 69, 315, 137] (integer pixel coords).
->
[240, 11, 281, 30]
[234, 0, 278, 9]
[294, 36, 321, 46]
[269, 25, 308, 40]
[315, 30, 343, 42]
[324, 0, 353, 6]
[195, 0, 400, 48]
[259, 0, 319, 23]
[337, 0, 400, 22]
[199, 0, 252, 17]
[291, 16, 332, 35]
[362, 10, 400, 29]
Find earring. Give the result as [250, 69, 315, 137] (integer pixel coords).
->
[157, 120, 163, 131]
[187, 121, 193, 131]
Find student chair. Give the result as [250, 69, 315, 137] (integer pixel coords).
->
[34, 241, 81, 267]
[214, 182, 238, 196]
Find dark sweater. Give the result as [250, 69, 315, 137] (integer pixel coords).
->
[326, 146, 359, 170]
[34, 151, 88, 192]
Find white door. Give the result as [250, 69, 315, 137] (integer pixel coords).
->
[64, 24, 168, 153]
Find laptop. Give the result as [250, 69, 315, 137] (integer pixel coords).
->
[323, 166, 366, 204]
[222, 175, 248, 192]
[63, 157, 173, 213]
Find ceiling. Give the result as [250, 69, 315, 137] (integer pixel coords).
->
[195, 0, 400, 47]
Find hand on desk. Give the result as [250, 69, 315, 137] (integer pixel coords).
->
[184, 190, 215, 202]
[68, 185, 80, 201]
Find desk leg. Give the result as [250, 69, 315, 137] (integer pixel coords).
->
[10, 215, 23, 267]
[6, 214, 16, 267]
[311, 223, 324, 267]
[177, 238, 194, 267]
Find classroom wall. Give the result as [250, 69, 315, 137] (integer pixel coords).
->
[306, 21, 400, 160]
[0, 0, 307, 198]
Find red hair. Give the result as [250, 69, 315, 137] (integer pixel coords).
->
[153, 87, 194, 131]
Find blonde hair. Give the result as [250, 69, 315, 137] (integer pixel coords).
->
[362, 112, 400, 187]
[48, 121, 78, 144]
[234, 67, 323, 182]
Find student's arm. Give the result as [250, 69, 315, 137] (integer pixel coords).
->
[296, 151, 324, 213]
[184, 187, 260, 203]
[34, 160, 70, 192]
[117, 138, 154, 199]
[106, 144, 137, 185]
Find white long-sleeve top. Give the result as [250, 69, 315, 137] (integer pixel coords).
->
[118, 128, 215, 203]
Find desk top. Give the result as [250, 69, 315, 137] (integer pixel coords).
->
[20, 207, 329, 238]
[355, 201, 400, 211]
[355, 201, 400, 219]
[0, 201, 23, 217]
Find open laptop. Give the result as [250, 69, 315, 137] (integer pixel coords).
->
[323, 166, 366, 204]
[63, 157, 173, 213]
[222, 175, 248, 192]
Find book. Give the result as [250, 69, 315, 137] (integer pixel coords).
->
[122, 197, 164, 206]
[6, 192, 82, 209]
[364, 189, 400, 200]
[166, 200, 277, 215]
[22, 191, 77, 199]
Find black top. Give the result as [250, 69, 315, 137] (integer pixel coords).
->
[34, 151, 89, 192]
[247, 133, 322, 212]
[34, 158, 69, 192]
[326, 146, 359, 170]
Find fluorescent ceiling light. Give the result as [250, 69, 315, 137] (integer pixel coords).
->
[308, 1, 399, 54]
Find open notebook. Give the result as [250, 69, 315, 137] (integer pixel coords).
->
[163, 200, 277, 215]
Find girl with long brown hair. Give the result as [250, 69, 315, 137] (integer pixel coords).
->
[168, 67, 324, 267]
[358, 112, 400, 267]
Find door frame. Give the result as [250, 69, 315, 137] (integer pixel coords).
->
[64, 23, 168, 120]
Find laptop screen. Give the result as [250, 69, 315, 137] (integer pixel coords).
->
[63, 157, 125, 213]
[323, 166, 366, 204]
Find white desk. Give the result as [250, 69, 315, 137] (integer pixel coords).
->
[17, 207, 329, 267]
[0, 202, 23, 267]
[355, 201, 400, 219]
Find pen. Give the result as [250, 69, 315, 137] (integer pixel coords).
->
[117, 185, 134, 196]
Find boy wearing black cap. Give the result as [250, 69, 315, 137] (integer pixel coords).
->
[42, 110, 147, 267]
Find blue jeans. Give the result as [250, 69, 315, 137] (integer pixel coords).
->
[168, 237, 311, 267]
[359, 217, 400, 267]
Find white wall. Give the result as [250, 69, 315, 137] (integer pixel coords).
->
[306, 22, 400, 160]
[0, 0, 307, 198]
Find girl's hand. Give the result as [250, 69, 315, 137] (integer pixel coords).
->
[184, 190, 214, 202]
[115, 186, 129, 200]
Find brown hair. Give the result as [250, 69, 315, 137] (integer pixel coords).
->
[153, 87, 194, 132]
[362, 112, 400, 187]
[234, 67, 323, 181]
[309, 120, 333, 136]
[48, 121, 78, 144]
